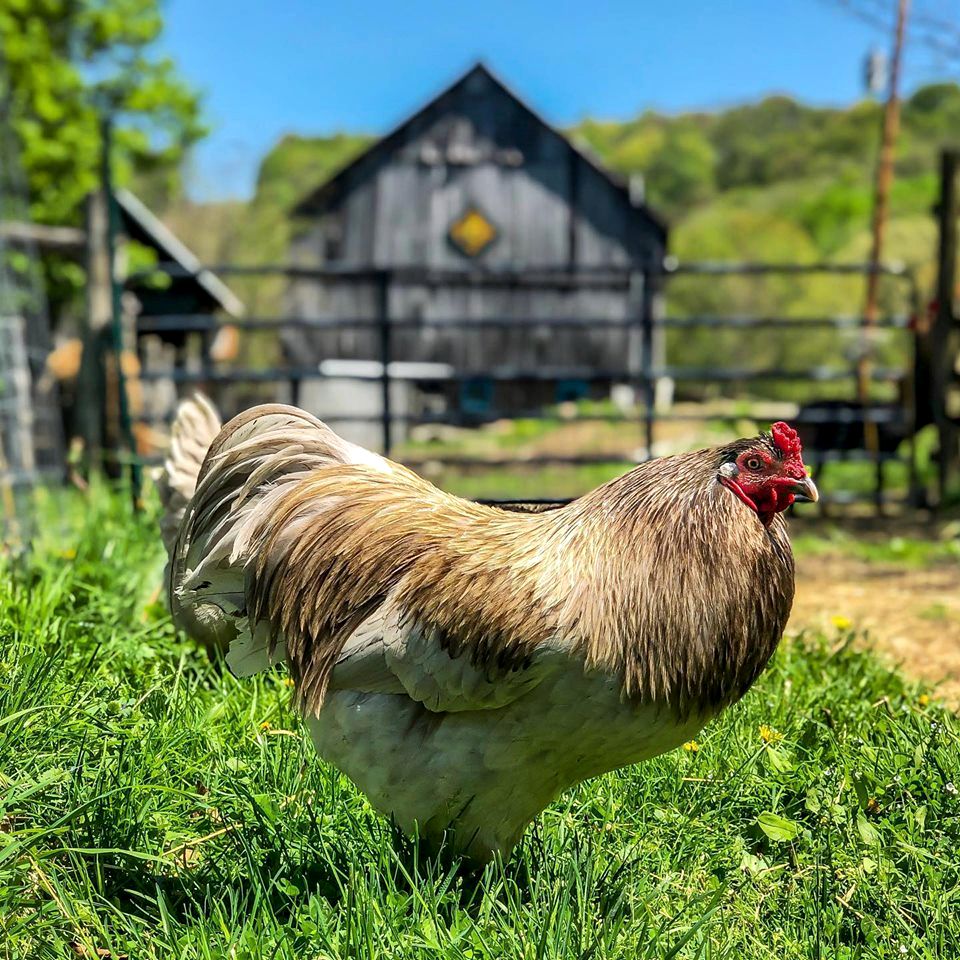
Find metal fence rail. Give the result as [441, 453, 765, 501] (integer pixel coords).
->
[128, 259, 920, 510]
[137, 313, 913, 334]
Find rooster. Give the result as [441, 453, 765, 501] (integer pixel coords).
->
[161, 399, 817, 862]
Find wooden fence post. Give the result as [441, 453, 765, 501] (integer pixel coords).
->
[77, 189, 111, 469]
[638, 267, 658, 460]
[101, 117, 140, 500]
[378, 270, 392, 457]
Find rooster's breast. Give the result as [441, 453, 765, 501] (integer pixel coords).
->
[306, 665, 709, 861]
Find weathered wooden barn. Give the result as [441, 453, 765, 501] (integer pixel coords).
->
[284, 62, 668, 446]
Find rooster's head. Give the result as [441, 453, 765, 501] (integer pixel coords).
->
[717, 421, 818, 527]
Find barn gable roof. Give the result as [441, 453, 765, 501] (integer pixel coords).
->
[116, 189, 245, 318]
[291, 62, 667, 240]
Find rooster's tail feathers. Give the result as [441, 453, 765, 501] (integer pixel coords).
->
[156, 393, 222, 556]
[167, 402, 394, 658]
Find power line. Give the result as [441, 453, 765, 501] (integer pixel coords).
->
[827, 0, 960, 65]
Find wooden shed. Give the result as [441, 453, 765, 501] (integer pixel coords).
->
[113, 189, 246, 438]
[117, 188, 245, 341]
[284, 62, 668, 444]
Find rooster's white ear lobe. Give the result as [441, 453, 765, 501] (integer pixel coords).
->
[719, 462, 739, 479]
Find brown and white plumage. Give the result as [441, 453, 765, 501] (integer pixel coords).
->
[162, 401, 806, 861]
[156, 394, 222, 555]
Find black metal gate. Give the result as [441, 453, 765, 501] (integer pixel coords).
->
[930, 149, 959, 503]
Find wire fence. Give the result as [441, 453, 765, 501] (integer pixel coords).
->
[0, 121, 65, 546]
[0, 315, 64, 546]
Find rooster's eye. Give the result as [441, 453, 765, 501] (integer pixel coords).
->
[745, 456, 763, 471]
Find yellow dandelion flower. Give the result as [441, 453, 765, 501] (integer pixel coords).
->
[759, 724, 783, 744]
[831, 615, 853, 631]
[58, 548, 77, 560]
[918, 694, 930, 707]
[283, 677, 296, 688]
[259, 720, 272, 731]
[682, 740, 700, 753]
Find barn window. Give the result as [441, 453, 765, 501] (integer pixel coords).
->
[460, 376, 494, 416]
[555, 379, 589, 404]
[448, 206, 498, 257]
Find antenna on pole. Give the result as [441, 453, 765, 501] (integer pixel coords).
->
[863, 47, 889, 97]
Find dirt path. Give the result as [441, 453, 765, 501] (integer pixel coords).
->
[792, 553, 960, 704]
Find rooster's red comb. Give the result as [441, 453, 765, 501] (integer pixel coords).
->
[771, 421, 802, 458]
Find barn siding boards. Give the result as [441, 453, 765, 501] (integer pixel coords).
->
[285, 63, 667, 415]
[291, 63, 665, 271]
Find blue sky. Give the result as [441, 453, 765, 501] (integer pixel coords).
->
[162, 0, 953, 201]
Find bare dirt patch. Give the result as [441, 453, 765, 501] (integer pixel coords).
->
[792, 552, 960, 704]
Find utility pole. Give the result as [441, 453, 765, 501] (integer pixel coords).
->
[859, 0, 910, 465]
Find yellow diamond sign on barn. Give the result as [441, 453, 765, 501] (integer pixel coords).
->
[449, 207, 497, 257]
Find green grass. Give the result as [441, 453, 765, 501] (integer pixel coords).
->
[790, 525, 960, 568]
[396, 411, 937, 508]
[1, 488, 959, 958]
[411, 458, 924, 511]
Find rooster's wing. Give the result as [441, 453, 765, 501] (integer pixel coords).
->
[170, 404, 570, 714]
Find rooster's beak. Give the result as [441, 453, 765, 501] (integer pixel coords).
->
[791, 475, 819, 503]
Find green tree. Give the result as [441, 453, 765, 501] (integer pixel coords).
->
[0, 0, 205, 227]
[232, 133, 372, 317]
[644, 124, 716, 215]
